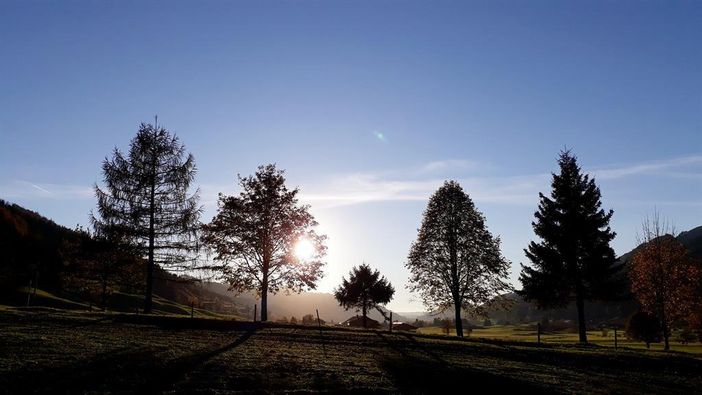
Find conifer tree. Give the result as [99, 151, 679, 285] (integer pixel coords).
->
[334, 264, 395, 328]
[93, 120, 201, 313]
[519, 150, 619, 343]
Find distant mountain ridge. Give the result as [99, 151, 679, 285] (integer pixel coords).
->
[0, 199, 407, 323]
[4, 199, 702, 326]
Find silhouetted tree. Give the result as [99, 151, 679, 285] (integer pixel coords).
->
[302, 313, 316, 325]
[0, 199, 77, 291]
[62, 225, 142, 309]
[202, 164, 326, 321]
[334, 264, 395, 328]
[519, 150, 619, 343]
[93, 120, 201, 313]
[629, 214, 701, 350]
[407, 181, 511, 337]
[626, 311, 662, 349]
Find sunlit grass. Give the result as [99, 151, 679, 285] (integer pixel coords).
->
[417, 324, 702, 354]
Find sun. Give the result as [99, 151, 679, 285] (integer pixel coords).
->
[294, 238, 316, 261]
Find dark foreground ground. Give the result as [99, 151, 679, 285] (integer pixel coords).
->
[1, 309, 701, 394]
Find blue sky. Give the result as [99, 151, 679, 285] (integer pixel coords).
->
[2, 1, 702, 312]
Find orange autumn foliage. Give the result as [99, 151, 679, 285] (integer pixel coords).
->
[629, 235, 701, 349]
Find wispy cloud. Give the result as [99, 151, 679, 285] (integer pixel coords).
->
[27, 182, 51, 194]
[299, 170, 548, 208]
[298, 154, 702, 208]
[417, 159, 481, 174]
[592, 155, 702, 180]
[1, 180, 94, 200]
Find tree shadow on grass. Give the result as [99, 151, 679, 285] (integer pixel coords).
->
[374, 332, 552, 394]
[1, 330, 256, 393]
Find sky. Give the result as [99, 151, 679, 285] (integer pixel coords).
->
[2, 1, 702, 312]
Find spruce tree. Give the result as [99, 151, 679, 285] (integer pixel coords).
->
[93, 120, 201, 314]
[519, 150, 618, 343]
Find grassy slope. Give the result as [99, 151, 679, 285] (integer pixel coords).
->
[8, 287, 242, 320]
[1, 309, 701, 394]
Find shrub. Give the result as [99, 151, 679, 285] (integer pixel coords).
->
[626, 311, 661, 348]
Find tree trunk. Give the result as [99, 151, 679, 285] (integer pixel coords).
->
[101, 274, 107, 311]
[144, 176, 156, 314]
[575, 291, 587, 343]
[362, 302, 367, 328]
[454, 304, 463, 338]
[662, 322, 670, 351]
[261, 290, 268, 322]
[261, 270, 269, 322]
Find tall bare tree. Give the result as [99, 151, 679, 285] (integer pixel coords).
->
[201, 164, 326, 322]
[93, 120, 201, 313]
[407, 181, 511, 337]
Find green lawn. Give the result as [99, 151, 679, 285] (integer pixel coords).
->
[1, 309, 701, 393]
[417, 325, 702, 354]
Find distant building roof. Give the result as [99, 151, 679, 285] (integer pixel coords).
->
[392, 322, 417, 331]
[339, 315, 381, 329]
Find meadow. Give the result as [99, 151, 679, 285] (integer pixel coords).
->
[418, 325, 702, 354]
[2, 308, 701, 394]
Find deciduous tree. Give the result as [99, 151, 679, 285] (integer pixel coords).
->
[201, 164, 326, 321]
[629, 214, 701, 350]
[407, 181, 511, 337]
[626, 311, 661, 349]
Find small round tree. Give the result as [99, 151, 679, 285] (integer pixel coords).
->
[334, 264, 395, 328]
[626, 311, 662, 349]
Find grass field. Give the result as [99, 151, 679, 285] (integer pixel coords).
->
[417, 325, 702, 354]
[10, 287, 243, 320]
[2, 308, 702, 394]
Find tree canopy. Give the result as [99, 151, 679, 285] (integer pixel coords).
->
[334, 263, 395, 328]
[407, 180, 511, 337]
[201, 164, 326, 321]
[629, 215, 701, 350]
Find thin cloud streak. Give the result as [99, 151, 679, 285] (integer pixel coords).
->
[300, 154, 702, 208]
[300, 172, 548, 208]
[1, 180, 94, 200]
[591, 155, 702, 180]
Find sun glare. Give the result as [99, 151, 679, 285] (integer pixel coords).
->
[294, 238, 316, 261]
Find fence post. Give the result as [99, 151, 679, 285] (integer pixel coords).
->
[537, 323, 541, 344]
[26, 279, 32, 307]
[316, 309, 322, 333]
[614, 327, 618, 350]
[253, 304, 257, 322]
[389, 312, 393, 332]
